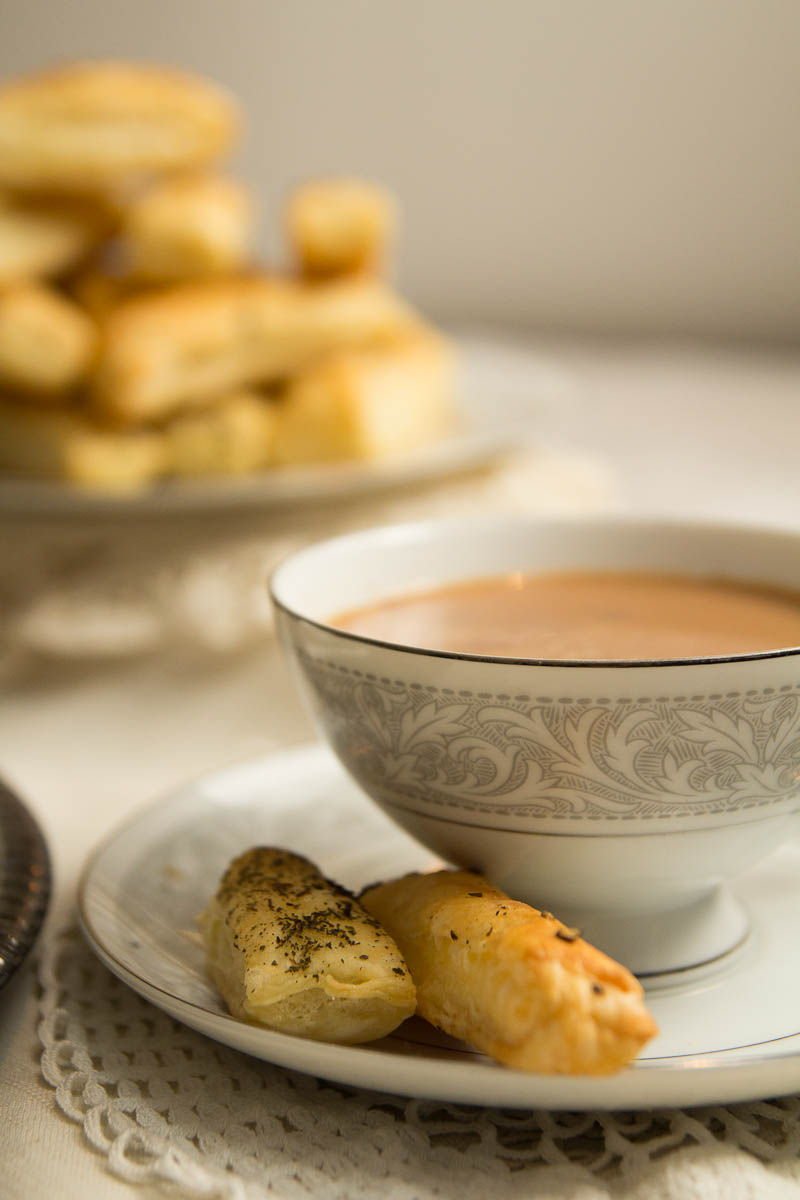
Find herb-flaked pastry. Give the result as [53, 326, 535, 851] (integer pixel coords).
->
[202, 848, 417, 1044]
[360, 870, 658, 1074]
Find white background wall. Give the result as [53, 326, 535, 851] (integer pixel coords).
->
[1, 0, 798, 342]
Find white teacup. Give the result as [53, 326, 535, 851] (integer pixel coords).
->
[271, 516, 800, 976]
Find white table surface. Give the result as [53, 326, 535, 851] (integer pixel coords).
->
[1, 337, 799, 1199]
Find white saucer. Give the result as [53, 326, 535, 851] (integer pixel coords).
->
[79, 743, 800, 1110]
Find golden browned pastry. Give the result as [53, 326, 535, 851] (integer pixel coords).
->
[166, 390, 276, 476]
[0, 283, 97, 394]
[287, 178, 396, 279]
[0, 192, 103, 284]
[68, 268, 128, 321]
[0, 398, 164, 489]
[201, 848, 417, 1043]
[124, 174, 253, 283]
[273, 331, 455, 464]
[92, 275, 416, 425]
[0, 386, 286, 487]
[0, 61, 239, 192]
[360, 870, 658, 1075]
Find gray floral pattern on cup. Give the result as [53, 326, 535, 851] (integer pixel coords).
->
[298, 654, 800, 821]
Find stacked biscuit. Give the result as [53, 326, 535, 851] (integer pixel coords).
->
[0, 61, 454, 490]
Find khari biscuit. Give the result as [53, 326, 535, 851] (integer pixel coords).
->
[92, 276, 416, 425]
[0, 388, 279, 488]
[361, 870, 658, 1075]
[0, 192, 103, 284]
[202, 848, 416, 1043]
[0, 282, 97, 394]
[273, 331, 455, 464]
[165, 390, 276, 476]
[287, 178, 396, 279]
[124, 174, 253, 282]
[0, 61, 239, 192]
[67, 266, 137, 322]
[0, 398, 164, 489]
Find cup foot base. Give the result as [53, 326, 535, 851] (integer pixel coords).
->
[555, 887, 749, 979]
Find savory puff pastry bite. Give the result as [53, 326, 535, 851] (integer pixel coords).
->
[0, 398, 164, 489]
[67, 270, 124, 322]
[166, 390, 276, 477]
[202, 848, 416, 1043]
[0, 389, 282, 488]
[361, 870, 658, 1075]
[273, 330, 455, 464]
[0, 192, 103, 284]
[0, 283, 97, 394]
[0, 61, 239, 192]
[287, 178, 396, 280]
[92, 276, 416, 425]
[124, 174, 253, 283]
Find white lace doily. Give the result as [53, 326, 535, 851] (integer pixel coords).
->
[38, 924, 800, 1200]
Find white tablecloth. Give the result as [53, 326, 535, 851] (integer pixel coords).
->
[2, 338, 799, 1199]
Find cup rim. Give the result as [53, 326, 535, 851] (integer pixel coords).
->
[269, 512, 800, 670]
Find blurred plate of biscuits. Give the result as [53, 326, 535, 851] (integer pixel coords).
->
[0, 61, 563, 515]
